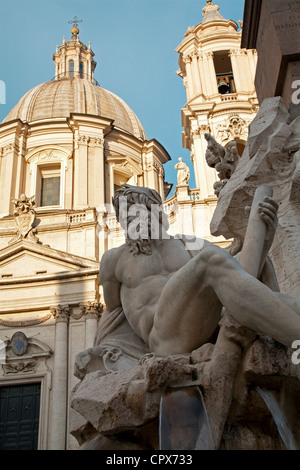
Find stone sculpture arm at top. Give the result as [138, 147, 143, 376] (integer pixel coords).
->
[204, 134, 239, 197]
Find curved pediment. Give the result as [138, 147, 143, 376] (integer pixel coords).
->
[1, 333, 53, 375]
[25, 145, 73, 164]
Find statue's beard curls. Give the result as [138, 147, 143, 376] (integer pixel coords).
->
[125, 216, 152, 256]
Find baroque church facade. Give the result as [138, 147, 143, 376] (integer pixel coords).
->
[0, 2, 258, 450]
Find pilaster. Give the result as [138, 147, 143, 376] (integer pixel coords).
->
[68, 115, 112, 210]
[49, 305, 70, 450]
[88, 136, 105, 207]
[74, 134, 88, 208]
[192, 125, 217, 200]
[191, 52, 202, 96]
[79, 301, 103, 348]
[229, 50, 243, 93]
[185, 55, 194, 101]
[203, 52, 218, 97]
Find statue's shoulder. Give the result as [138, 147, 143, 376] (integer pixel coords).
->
[100, 245, 126, 280]
[101, 244, 125, 264]
[176, 234, 212, 256]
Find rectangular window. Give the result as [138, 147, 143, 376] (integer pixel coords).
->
[37, 165, 61, 207]
[41, 176, 60, 206]
[69, 60, 74, 78]
[80, 62, 84, 79]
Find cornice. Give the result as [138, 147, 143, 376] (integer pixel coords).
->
[142, 138, 171, 164]
[68, 113, 114, 135]
[0, 268, 99, 287]
[176, 20, 240, 53]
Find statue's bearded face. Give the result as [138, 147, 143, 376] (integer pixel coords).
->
[113, 187, 169, 256]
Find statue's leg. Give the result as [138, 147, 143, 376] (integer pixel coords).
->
[149, 244, 300, 355]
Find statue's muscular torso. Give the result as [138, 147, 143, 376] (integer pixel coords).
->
[100, 237, 200, 344]
[100, 238, 220, 350]
[96, 195, 300, 356]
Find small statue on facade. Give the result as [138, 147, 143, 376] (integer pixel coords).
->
[175, 157, 190, 186]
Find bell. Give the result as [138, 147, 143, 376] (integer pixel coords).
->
[218, 80, 230, 94]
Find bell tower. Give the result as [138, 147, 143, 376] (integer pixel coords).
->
[176, 1, 259, 200]
[53, 17, 97, 83]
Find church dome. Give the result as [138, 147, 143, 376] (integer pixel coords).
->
[2, 77, 146, 140]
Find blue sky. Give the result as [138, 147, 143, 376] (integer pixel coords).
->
[0, 0, 245, 193]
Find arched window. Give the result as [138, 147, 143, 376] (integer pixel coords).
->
[69, 60, 74, 78]
[80, 62, 84, 79]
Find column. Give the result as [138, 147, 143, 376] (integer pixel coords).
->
[147, 161, 159, 192]
[198, 53, 207, 97]
[0, 143, 18, 216]
[185, 55, 195, 100]
[90, 137, 105, 207]
[62, 49, 66, 77]
[142, 148, 148, 187]
[14, 122, 28, 201]
[143, 153, 156, 191]
[247, 50, 257, 88]
[190, 149, 200, 190]
[192, 125, 217, 200]
[191, 52, 202, 96]
[239, 49, 252, 92]
[74, 135, 88, 208]
[81, 301, 103, 348]
[192, 130, 209, 199]
[49, 305, 70, 450]
[203, 52, 218, 96]
[109, 163, 115, 205]
[88, 58, 92, 81]
[75, 45, 80, 78]
[229, 50, 242, 93]
[158, 166, 165, 202]
[64, 157, 73, 210]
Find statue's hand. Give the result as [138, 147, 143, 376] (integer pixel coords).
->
[244, 196, 279, 251]
[257, 196, 279, 242]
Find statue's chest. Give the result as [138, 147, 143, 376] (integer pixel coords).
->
[117, 250, 164, 287]
[117, 242, 191, 288]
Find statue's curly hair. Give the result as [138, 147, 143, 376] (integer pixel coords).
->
[112, 184, 162, 221]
